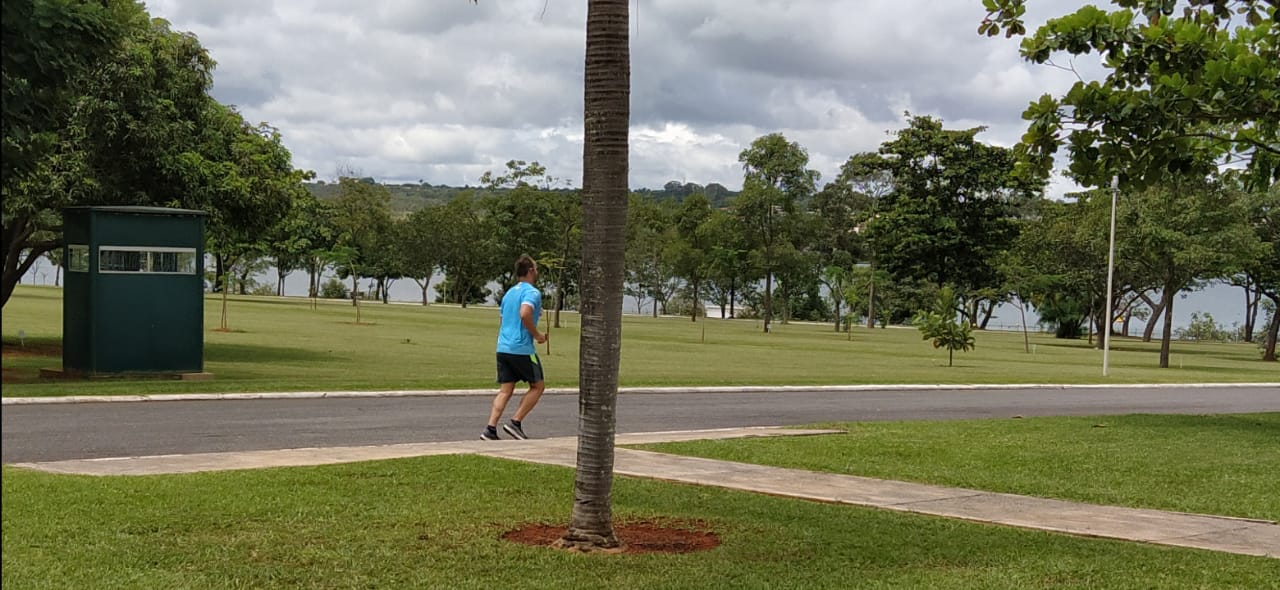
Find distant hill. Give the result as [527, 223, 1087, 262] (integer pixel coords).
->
[305, 179, 739, 213]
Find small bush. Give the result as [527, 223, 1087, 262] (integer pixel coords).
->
[320, 278, 349, 299]
[913, 286, 975, 367]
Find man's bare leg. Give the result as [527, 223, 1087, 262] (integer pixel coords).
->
[488, 382, 517, 427]
[512, 381, 545, 422]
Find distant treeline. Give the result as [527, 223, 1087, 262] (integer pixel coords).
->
[305, 179, 739, 213]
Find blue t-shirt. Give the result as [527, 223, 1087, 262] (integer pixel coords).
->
[496, 282, 542, 354]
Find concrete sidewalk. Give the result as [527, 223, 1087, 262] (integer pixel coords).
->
[11, 426, 1279, 559]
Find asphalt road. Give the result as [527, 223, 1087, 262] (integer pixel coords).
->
[3, 385, 1278, 463]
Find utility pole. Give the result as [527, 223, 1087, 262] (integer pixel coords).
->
[1103, 175, 1119, 376]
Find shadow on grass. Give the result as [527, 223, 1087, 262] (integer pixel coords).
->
[204, 342, 339, 364]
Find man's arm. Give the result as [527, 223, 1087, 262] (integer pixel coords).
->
[520, 303, 547, 343]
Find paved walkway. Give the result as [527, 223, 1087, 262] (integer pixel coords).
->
[12, 427, 1278, 559]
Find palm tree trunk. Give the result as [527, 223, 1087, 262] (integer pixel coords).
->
[557, 0, 629, 553]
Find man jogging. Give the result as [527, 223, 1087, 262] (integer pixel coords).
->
[483, 254, 547, 440]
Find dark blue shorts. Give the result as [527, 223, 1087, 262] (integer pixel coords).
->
[496, 352, 544, 384]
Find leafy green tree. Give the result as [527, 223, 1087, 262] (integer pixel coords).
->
[858, 116, 1042, 301]
[735, 133, 819, 332]
[266, 190, 335, 298]
[666, 193, 715, 322]
[1176, 312, 1233, 342]
[3, 8, 217, 307]
[981, 0, 1279, 189]
[434, 194, 497, 308]
[834, 153, 898, 327]
[624, 194, 675, 316]
[1123, 175, 1260, 367]
[542, 191, 582, 327]
[3, 0, 140, 190]
[199, 104, 307, 327]
[702, 209, 752, 319]
[913, 286, 976, 367]
[330, 177, 393, 322]
[1007, 195, 1140, 345]
[481, 160, 568, 289]
[398, 208, 443, 305]
[821, 265, 852, 332]
[1036, 293, 1088, 339]
[1232, 169, 1279, 360]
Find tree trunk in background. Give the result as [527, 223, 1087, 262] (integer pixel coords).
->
[729, 278, 736, 319]
[1159, 281, 1176, 368]
[866, 279, 875, 329]
[979, 299, 995, 330]
[1264, 294, 1279, 362]
[1243, 281, 1259, 343]
[1140, 291, 1164, 342]
[557, 0, 629, 553]
[690, 279, 699, 322]
[763, 271, 773, 332]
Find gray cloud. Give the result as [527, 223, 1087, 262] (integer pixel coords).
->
[146, 0, 1087, 193]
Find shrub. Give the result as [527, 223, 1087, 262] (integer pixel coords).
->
[913, 286, 976, 367]
[320, 278, 349, 299]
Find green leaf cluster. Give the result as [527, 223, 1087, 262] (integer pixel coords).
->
[913, 285, 977, 366]
[982, 0, 1280, 189]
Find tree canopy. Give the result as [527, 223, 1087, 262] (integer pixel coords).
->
[1, 1, 309, 308]
[981, 0, 1280, 189]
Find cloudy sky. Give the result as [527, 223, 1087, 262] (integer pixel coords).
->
[143, 0, 1099, 195]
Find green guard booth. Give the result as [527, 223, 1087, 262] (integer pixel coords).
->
[61, 206, 209, 377]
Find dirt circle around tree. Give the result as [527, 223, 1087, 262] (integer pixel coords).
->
[502, 518, 720, 554]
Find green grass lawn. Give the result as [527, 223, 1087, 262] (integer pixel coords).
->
[2, 284, 1275, 396]
[4, 455, 1276, 590]
[637, 413, 1280, 522]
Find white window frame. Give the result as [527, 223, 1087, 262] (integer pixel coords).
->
[97, 246, 198, 275]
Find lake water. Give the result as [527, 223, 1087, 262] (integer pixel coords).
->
[19, 256, 1253, 333]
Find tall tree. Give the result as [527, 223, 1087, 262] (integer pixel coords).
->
[556, 0, 630, 553]
[199, 107, 305, 328]
[832, 153, 895, 327]
[481, 160, 565, 289]
[702, 209, 751, 319]
[981, 0, 1279, 189]
[434, 194, 497, 308]
[330, 177, 393, 321]
[265, 190, 335, 298]
[398, 207, 443, 306]
[1124, 175, 1260, 367]
[666, 193, 714, 322]
[3, 8, 216, 307]
[624, 194, 675, 316]
[735, 133, 819, 332]
[860, 115, 1042, 300]
[1233, 163, 1280, 360]
[2, 0, 140, 191]
[543, 190, 582, 327]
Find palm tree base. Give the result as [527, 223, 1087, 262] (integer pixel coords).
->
[553, 531, 624, 553]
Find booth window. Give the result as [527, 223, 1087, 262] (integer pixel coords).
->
[98, 247, 197, 274]
[68, 245, 90, 272]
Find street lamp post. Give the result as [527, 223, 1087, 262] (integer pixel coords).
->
[1103, 175, 1119, 377]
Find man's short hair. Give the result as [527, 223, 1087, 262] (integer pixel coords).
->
[515, 255, 537, 278]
